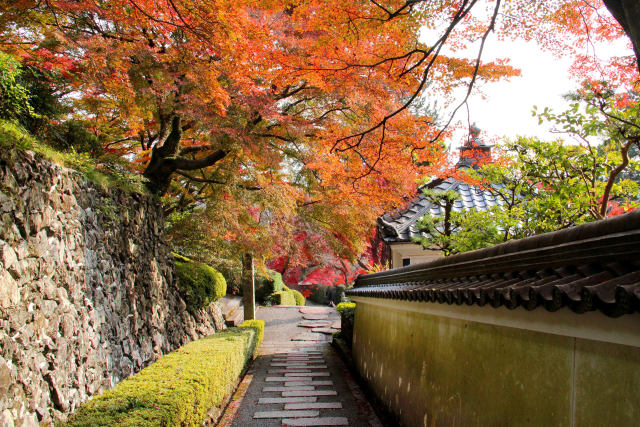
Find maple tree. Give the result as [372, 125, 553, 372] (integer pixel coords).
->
[1, 0, 638, 281]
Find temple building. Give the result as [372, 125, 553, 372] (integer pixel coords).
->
[377, 124, 497, 268]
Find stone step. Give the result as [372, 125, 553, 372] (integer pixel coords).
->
[281, 380, 334, 387]
[220, 296, 243, 315]
[311, 328, 335, 335]
[299, 307, 333, 314]
[253, 410, 319, 419]
[263, 386, 314, 392]
[224, 307, 244, 327]
[271, 363, 327, 369]
[281, 417, 349, 426]
[281, 390, 338, 397]
[298, 321, 332, 328]
[291, 333, 329, 341]
[258, 397, 317, 404]
[284, 402, 343, 410]
[266, 376, 333, 383]
[284, 372, 330, 377]
[302, 314, 329, 320]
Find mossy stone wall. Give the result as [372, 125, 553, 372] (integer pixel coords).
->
[0, 150, 224, 425]
[352, 299, 640, 426]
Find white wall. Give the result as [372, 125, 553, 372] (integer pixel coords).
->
[390, 242, 442, 269]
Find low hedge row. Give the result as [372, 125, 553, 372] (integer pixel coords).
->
[336, 302, 355, 347]
[65, 322, 264, 426]
[270, 290, 296, 306]
[239, 320, 264, 356]
[291, 289, 306, 306]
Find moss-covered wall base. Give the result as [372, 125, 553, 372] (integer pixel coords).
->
[352, 298, 640, 427]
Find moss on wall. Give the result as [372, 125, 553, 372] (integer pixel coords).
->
[351, 300, 640, 427]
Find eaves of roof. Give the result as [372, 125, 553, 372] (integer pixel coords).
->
[349, 211, 640, 318]
[378, 177, 503, 243]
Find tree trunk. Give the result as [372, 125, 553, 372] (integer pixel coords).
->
[603, 0, 640, 74]
[142, 115, 228, 196]
[242, 253, 255, 321]
[143, 116, 183, 196]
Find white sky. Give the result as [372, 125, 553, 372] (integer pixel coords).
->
[447, 38, 576, 143]
[422, 33, 635, 151]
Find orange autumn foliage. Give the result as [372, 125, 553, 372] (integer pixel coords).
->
[1, 0, 636, 266]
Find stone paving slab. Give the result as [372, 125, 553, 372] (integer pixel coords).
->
[223, 306, 383, 427]
[263, 386, 314, 392]
[284, 372, 330, 377]
[270, 364, 327, 368]
[311, 328, 336, 334]
[298, 321, 332, 328]
[301, 314, 329, 320]
[281, 390, 338, 397]
[291, 333, 327, 341]
[253, 410, 320, 419]
[299, 307, 333, 314]
[283, 380, 334, 387]
[258, 397, 317, 404]
[284, 402, 343, 410]
[281, 417, 349, 426]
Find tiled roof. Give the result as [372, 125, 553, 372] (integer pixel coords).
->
[378, 177, 503, 243]
[349, 211, 640, 317]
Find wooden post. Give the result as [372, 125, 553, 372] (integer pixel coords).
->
[242, 253, 255, 320]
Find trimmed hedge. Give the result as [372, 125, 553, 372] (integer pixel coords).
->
[255, 270, 285, 303]
[174, 254, 227, 312]
[239, 319, 265, 356]
[336, 302, 355, 314]
[270, 290, 296, 306]
[291, 289, 306, 306]
[65, 324, 263, 426]
[336, 302, 355, 347]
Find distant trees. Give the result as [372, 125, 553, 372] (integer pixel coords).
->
[415, 83, 640, 255]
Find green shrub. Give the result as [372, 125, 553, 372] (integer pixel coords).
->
[270, 290, 295, 306]
[239, 319, 265, 356]
[336, 302, 355, 314]
[65, 327, 260, 426]
[0, 52, 35, 122]
[291, 289, 306, 306]
[336, 302, 355, 348]
[255, 270, 285, 303]
[174, 255, 227, 312]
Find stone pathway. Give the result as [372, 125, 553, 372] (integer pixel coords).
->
[219, 306, 382, 426]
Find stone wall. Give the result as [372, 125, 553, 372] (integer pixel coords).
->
[0, 150, 225, 426]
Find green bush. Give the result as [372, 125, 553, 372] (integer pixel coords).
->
[239, 319, 265, 356]
[65, 327, 261, 426]
[336, 302, 355, 315]
[255, 270, 285, 303]
[336, 302, 355, 348]
[0, 52, 35, 122]
[174, 255, 227, 312]
[270, 290, 296, 306]
[291, 289, 306, 306]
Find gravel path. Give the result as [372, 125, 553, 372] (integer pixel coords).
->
[219, 306, 382, 426]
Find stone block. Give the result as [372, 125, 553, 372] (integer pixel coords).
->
[253, 410, 319, 419]
[284, 402, 342, 410]
[281, 390, 338, 397]
[257, 397, 317, 404]
[280, 417, 349, 426]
